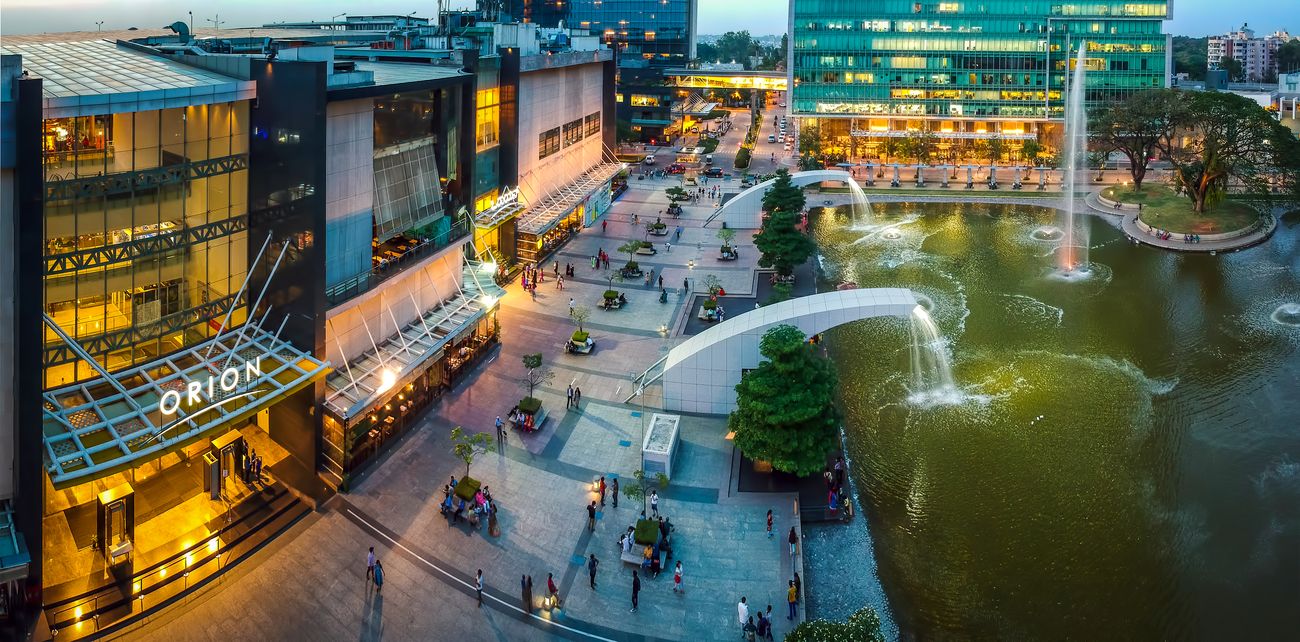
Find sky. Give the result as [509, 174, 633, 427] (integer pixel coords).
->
[0, 0, 1292, 38]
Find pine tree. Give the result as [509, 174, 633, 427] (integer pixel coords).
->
[728, 325, 840, 476]
[754, 169, 815, 278]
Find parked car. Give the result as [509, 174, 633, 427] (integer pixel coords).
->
[768, 134, 776, 143]
[704, 166, 724, 178]
[643, 155, 657, 165]
[666, 163, 687, 174]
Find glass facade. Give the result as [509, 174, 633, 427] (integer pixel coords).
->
[42, 103, 251, 386]
[791, 0, 1169, 155]
[568, 0, 694, 67]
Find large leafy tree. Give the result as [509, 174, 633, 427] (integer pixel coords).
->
[1278, 39, 1300, 75]
[755, 170, 815, 277]
[1159, 91, 1295, 213]
[728, 325, 840, 476]
[1091, 88, 1184, 190]
[1218, 56, 1243, 82]
[715, 31, 756, 66]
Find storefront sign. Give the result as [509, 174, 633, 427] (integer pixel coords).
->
[493, 186, 520, 210]
[159, 358, 263, 416]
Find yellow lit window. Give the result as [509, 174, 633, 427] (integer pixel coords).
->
[476, 88, 500, 151]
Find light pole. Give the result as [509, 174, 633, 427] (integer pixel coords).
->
[95, 21, 104, 33]
[331, 12, 347, 29]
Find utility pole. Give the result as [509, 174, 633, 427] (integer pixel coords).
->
[207, 14, 225, 33]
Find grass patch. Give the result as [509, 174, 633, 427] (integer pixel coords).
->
[1104, 184, 1259, 234]
[698, 137, 720, 154]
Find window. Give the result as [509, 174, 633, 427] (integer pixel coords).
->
[539, 127, 561, 159]
[562, 118, 584, 147]
[476, 88, 500, 151]
[584, 112, 601, 137]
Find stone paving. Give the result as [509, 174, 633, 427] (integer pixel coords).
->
[121, 151, 810, 642]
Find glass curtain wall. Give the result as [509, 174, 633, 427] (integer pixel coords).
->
[42, 103, 251, 386]
[569, 0, 693, 66]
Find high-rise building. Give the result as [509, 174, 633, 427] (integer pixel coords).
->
[1208, 25, 1293, 82]
[499, 0, 698, 142]
[789, 0, 1171, 162]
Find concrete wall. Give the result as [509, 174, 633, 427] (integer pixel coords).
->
[517, 62, 605, 203]
[324, 98, 375, 289]
[323, 243, 466, 367]
[662, 288, 917, 414]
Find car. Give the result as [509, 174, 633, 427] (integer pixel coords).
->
[768, 134, 776, 143]
[704, 167, 724, 178]
[778, 134, 786, 143]
[784, 142, 792, 151]
[666, 163, 687, 174]
[704, 154, 714, 165]
[741, 176, 757, 187]
[643, 155, 657, 165]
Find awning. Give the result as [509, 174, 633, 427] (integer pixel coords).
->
[324, 260, 506, 421]
[474, 186, 526, 230]
[41, 326, 331, 489]
[516, 162, 624, 236]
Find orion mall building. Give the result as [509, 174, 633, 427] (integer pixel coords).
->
[0, 20, 623, 633]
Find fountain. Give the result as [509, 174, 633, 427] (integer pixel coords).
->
[1271, 303, 1300, 326]
[846, 176, 876, 227]
[1059, 43, 1090, 273]
[907, 304, 959, 405]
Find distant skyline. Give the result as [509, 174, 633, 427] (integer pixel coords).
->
[0, 0, 1293, 38]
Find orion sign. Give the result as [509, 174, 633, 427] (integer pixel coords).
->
[159, 358, 264, 416]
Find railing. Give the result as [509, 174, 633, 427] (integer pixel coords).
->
[325, 218, 470, 307]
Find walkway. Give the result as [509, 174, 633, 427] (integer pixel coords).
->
[111, 166, 809, 642]
[1084, 192, 1277, 253]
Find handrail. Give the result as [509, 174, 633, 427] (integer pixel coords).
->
[623, 354, 670, 403]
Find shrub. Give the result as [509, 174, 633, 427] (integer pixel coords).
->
[735, 147, 752, 169]
[634, 518, 660, 546]
[453, 476, 481, 502]
[699, 137, 720, 154]
[571, 330, 590, 343]
[604, 290, 620, 299]
[702, 299, 718, 310]
[640, 240, 654, 248]
[623, 261, 640, 272]
[518, 396, 542, 414]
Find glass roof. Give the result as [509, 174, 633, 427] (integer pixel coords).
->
[325, 260, 504, 421]
[516, 161, 624, 235]
[0, 39, 246, 99]
[42, 325, 330, 488]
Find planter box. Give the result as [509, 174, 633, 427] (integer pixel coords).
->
[642, 413, 681, 478]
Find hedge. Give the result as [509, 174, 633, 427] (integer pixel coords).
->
[734, 147, 752, 169]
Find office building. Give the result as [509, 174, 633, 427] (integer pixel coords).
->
[788, 0, 1171, 162]
[1208, 25, 1293, 82]
[501, 0, 697, 143]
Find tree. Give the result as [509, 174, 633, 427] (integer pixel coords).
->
[665, 186, 689, 203]
[715, 31, 755, 67]
[716, 226, 737, 250]
[798, 123, 821, 156]
[1171, 35, 1208, 81]
[755, 171, 815, 278]
[986, 135, 1005, 165]
[1091, 89, 1183, 190]
[729, 325, 840, 476]
[1218, 56, 1243, 82]
[1159, 91, 1294, 213]
[620, 469, 669, 514]
[1278, 39, 1300, 74]
[904, 129, 936, 165]
[449, 426, 495, 477]
[786, 607, 886, 642]
[571, 305, 590, 333]
[617, 240, 643, 267]
[519, 353, 553, 408]
[696, 41, 719, 63]
[878, 137, 899, 165]
[1021, 139, 1043, 165]
[701, 274, 722, 296]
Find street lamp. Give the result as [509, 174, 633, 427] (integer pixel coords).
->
[95, 21, 104, 33]
[331, 13, 346, 29]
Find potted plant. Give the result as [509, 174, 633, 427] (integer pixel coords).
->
[617, 240, 645, 277]
[717, 227, 737, 259]
[518, 353, 553, 418]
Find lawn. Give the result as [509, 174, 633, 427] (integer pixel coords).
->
[1104, 184, 1259, 234]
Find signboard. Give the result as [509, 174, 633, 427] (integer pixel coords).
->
[159, 358, 263, 416]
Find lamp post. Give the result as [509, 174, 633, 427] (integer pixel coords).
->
[95, 21, 104, 33]
[332, 12, 346, 29]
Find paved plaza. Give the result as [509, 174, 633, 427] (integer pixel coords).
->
[107, 158, 808, 642]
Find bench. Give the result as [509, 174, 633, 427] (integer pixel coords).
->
[620, 547, 665, 568]
[533, 407, 549, 430]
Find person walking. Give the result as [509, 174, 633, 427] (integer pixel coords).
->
[650, 490, 659, 518]
[763, 605, 775, 641]
[658, 275, 664, 289]
[587, 501, 597, 532]
[521, 575, 530, 612]
[743, 616, 757, 641]
[557, 275, 564, 290]
[766, 510, 774, 539]
[574, 387, 582, 408]
[611, 477, 620, 508]
[547, 572, 559, 606]
[569, 298, 576, 316]
[495, 416, 504, 444]
[630, 570, 641, 612]
[588, 554, 600, 589]
[756, 610, 769, 641]
[794, 572, 802, 601]
[672, 561, 683, 593]
[786, 580, 798, 620]
[366, 546, 376, 581]
[788, 526, 798, 558]
[737, 596, 750, 637]
[567, 384, 574, 409]
[373, 560, 384, 593]
[476, 569, 484, 607]
[602, 219, 608, 233]
[598, 476, 607, 506]
[665, 241, 671, 253]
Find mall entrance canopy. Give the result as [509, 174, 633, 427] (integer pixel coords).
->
[41, 323, 331, 489]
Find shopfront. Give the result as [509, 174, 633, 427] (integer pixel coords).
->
[513, 161, 624, 267]
[38, 324, 329, 635]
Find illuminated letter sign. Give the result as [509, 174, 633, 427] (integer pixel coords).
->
[159, 357, 263, 417]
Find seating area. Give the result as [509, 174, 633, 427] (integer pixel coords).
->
[617, 517, 675, 577]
